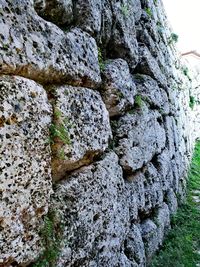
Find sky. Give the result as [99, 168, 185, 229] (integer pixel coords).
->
[162, 0, 200, 53]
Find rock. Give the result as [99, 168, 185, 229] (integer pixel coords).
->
[74, 0, 103, 36]
[34, 0, 73, 26]
[0, 75, 52, 265]
[134, 74, 169, 115]
[124, 224, 146, 267]
[108, 0, 139, 69]
[164, 116, 176, 158]
[50, 85, 112, 180]
[127, 163, 163, 216]
[101, 59, 136, 117]
[136, 46, 167, 89]
[140, 219, 158, 260]
[53, 152, 130, 267]
[141, 204, 170, 261]
[165, 189, 178, 215]
[0, 1, 101, 87]
[114, 104, 166, 173]
[153, 203, 170, 247]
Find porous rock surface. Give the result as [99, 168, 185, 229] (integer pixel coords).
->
[1, 0, 200, 266]
[0, 75, 52, 265]
[50, 85, 112, 180]
[0, 0, 101, 87]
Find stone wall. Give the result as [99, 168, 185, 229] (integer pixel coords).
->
[0, 0, 200, 266]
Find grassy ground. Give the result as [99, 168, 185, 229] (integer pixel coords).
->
[150, 142, 200, 267]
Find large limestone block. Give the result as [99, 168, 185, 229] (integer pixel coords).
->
[50, 85, 112, 180]
[114, 105, 166, 173]
[34, 0, 73, 26]
[110, 0, 139, 69]
[140, 204, 170, 261]
[74, 0, 103, 35]
[127, 163, 163, 216]
[124, 224, 146, 267]
[53, 152, 130, 267]
[101, 59, 136, 117]
[0, 1, 101, 87]
[0, 76, 52, 265]
[134, 74, 169, 115]
[136, 46, 167, 89]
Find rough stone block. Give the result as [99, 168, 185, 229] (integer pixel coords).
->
[53, 152, 129, 267]
[114, 105, 166, 173]
[34, 0, 73, 26]
[0, 1, 101, 87]
[0, 75, 52, 265]
[101, 59, 136, 117]
[50, 85, 112, 180]
[134, 74, 169, 115]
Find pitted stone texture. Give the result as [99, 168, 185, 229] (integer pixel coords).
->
[74, 0, 103, 36]
[136, 46, 167, 89]
[114, 105, 166, 173]
[164, 116, 177, 158]
[124, 224, 146, 267]
[0, 1, 101, 87]
[155, 149, 174, 192]
[53, 152, 130, 267]
[101, 59, 136, 117]
[0, 76, 52, 265]
[109, 0, 139, 69]
[34, 0, 73, 26]
[165, 189, 178, 215]
[127, 163, 163, 216]
[134, 74, 169, 115]
[141, 203, 170, 261]
[51, 85, 112, 180]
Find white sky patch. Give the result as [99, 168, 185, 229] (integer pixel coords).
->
[162, 0, 200, 53]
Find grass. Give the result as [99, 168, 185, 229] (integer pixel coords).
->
[150, 141, 200, 267]
[32, 210, 64, 267]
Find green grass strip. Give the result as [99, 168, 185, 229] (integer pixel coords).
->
[150, 141, 200, 267]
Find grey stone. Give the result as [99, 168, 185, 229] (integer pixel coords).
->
[109, 0, 139, 69]
[114, 105, 166, 173]
[53, 152, 130, 267]
[74, 0, 103, 36]
[165, 189, 178, 215]
[124, 224, 146, 267]
[34, 0, 73, 26]
[134, 74, 169, 115]
[0, 75, 52, 265]
[127, 163, 163, 216]
[0, 1, 101, 87]
[136, 46, 167, 89]
[155, 149, 174, 191]
[101, 59, 136, 117]
[50, 85, 112, 180]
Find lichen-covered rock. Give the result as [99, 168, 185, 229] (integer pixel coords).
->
[109, 0, 139, 69]
[74, 0, 103, 36]
[0, 1, 101, 87]
[50, 85, 112, 180]
[34, 0, 73, 26]
[134, 74, 169, 115]
[127, 163, 163, 216]
[165, 189, 178, 215]
[114, 105, 166, 173]
[101, 59, 136, 117]
[124, 224, 146, 267]
[155, 149, 174, 191]
[141, 203, 170, 261]
[0, 75, 52, 265]
[136, 46, 167, 89]
[53, 152, 130, 267]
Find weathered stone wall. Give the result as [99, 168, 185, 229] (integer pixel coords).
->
[0, 0, 200, 266]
